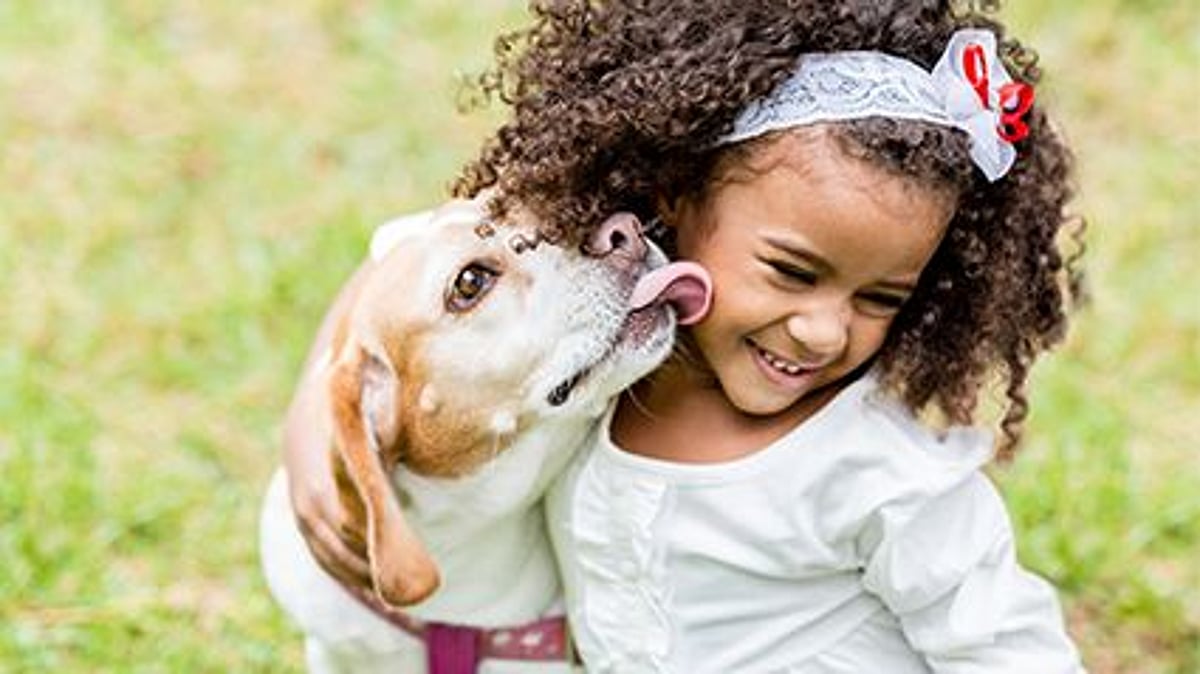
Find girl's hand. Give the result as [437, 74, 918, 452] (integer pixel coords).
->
[283, 394, 372, 590]
[281, 262, 375, 591]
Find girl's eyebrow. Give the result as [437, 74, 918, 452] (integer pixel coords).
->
[763, 235, 919, 293]
[763, 235, 833, 274]
[873, 279, 918, 294]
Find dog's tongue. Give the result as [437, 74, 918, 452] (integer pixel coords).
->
[629, 261, 713, 325]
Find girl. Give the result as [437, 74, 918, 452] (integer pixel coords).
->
[288, 0, 1087, 671]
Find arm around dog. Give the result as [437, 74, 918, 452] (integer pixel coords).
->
[283, 260, 376, 591]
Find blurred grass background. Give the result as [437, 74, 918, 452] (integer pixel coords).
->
[0, 0, 1195, 672]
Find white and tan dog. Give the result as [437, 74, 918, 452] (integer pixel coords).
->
[259, 197, 710, 673]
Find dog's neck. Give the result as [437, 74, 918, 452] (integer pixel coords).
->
[388, 413, 599, 624]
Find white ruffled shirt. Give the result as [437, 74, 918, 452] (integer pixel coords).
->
[546, 375, 1086, 673]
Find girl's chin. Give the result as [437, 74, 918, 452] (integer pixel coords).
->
[722, 379, 811, 418]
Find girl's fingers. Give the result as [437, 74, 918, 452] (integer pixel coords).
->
[298, 514, 373, 590]
[336, 515, 368, 558]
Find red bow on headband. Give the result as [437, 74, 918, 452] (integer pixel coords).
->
[962, 43, 1035, 142]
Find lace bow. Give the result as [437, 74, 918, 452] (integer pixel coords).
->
[721, 29, 1035, 182]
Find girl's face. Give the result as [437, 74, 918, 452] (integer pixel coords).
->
[667, 131, 953, 417]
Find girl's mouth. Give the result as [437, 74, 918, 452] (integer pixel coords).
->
[748, 340, 820, 388]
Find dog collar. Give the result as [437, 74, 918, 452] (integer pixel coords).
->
[341, 583, 575, 672]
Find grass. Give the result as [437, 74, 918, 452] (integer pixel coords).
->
[1, 0, 1196, 671]
[999, 2, 1200, 671]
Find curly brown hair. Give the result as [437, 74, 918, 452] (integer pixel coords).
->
[453, 0, 1085, 458]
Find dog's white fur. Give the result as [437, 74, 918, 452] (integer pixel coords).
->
[260, 198, 677, 673]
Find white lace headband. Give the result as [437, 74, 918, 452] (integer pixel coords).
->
[719, 29, 1034, 182]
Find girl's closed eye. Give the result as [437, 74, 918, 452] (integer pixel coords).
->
[766, 259, 818, 285]
[854, 291, 909, 317]
[766, 259, 909, 316]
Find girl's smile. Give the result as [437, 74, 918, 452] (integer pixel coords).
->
[665, 129, 955, 421]
[749, 338, 823, 389]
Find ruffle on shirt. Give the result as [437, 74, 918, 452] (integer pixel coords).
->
[861, 475, 1011, 644]
[854, 420, 1083, 671]
[568, 457, 675, 672]
[847, 394, 1014, 649]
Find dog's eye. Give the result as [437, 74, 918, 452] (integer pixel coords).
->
[446, 263, 498, 312]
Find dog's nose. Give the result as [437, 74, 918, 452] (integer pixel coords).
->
[583, 212, 648, 263]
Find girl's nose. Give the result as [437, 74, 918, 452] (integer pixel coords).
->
[785, 301, 849, 360]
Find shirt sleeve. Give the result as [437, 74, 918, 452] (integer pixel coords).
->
[860, 472, 1087, 673]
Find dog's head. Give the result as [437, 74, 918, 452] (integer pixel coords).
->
[327, 196, 710, 606]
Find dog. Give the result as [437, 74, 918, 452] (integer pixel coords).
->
[259, 196, 711, 673]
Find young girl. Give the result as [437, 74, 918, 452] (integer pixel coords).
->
[288, 0, 1087, 671]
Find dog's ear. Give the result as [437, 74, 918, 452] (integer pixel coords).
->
[359, 349, 400, 458]
[328, 339, 440, 606]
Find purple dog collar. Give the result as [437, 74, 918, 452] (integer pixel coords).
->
[342, 583, 574, 673]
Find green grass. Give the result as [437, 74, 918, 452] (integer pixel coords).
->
[1, 1, 1196, 671]
[999, 2, 1200, 671]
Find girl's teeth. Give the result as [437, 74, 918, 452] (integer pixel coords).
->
[758, 347, 803, 375]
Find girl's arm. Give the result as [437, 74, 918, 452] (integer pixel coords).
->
[861, 474, 1087, 672]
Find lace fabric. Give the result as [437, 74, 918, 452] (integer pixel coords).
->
[721, 30, 1022, 182]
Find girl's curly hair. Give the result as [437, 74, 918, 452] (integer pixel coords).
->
[453, 0, 1085, 458]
